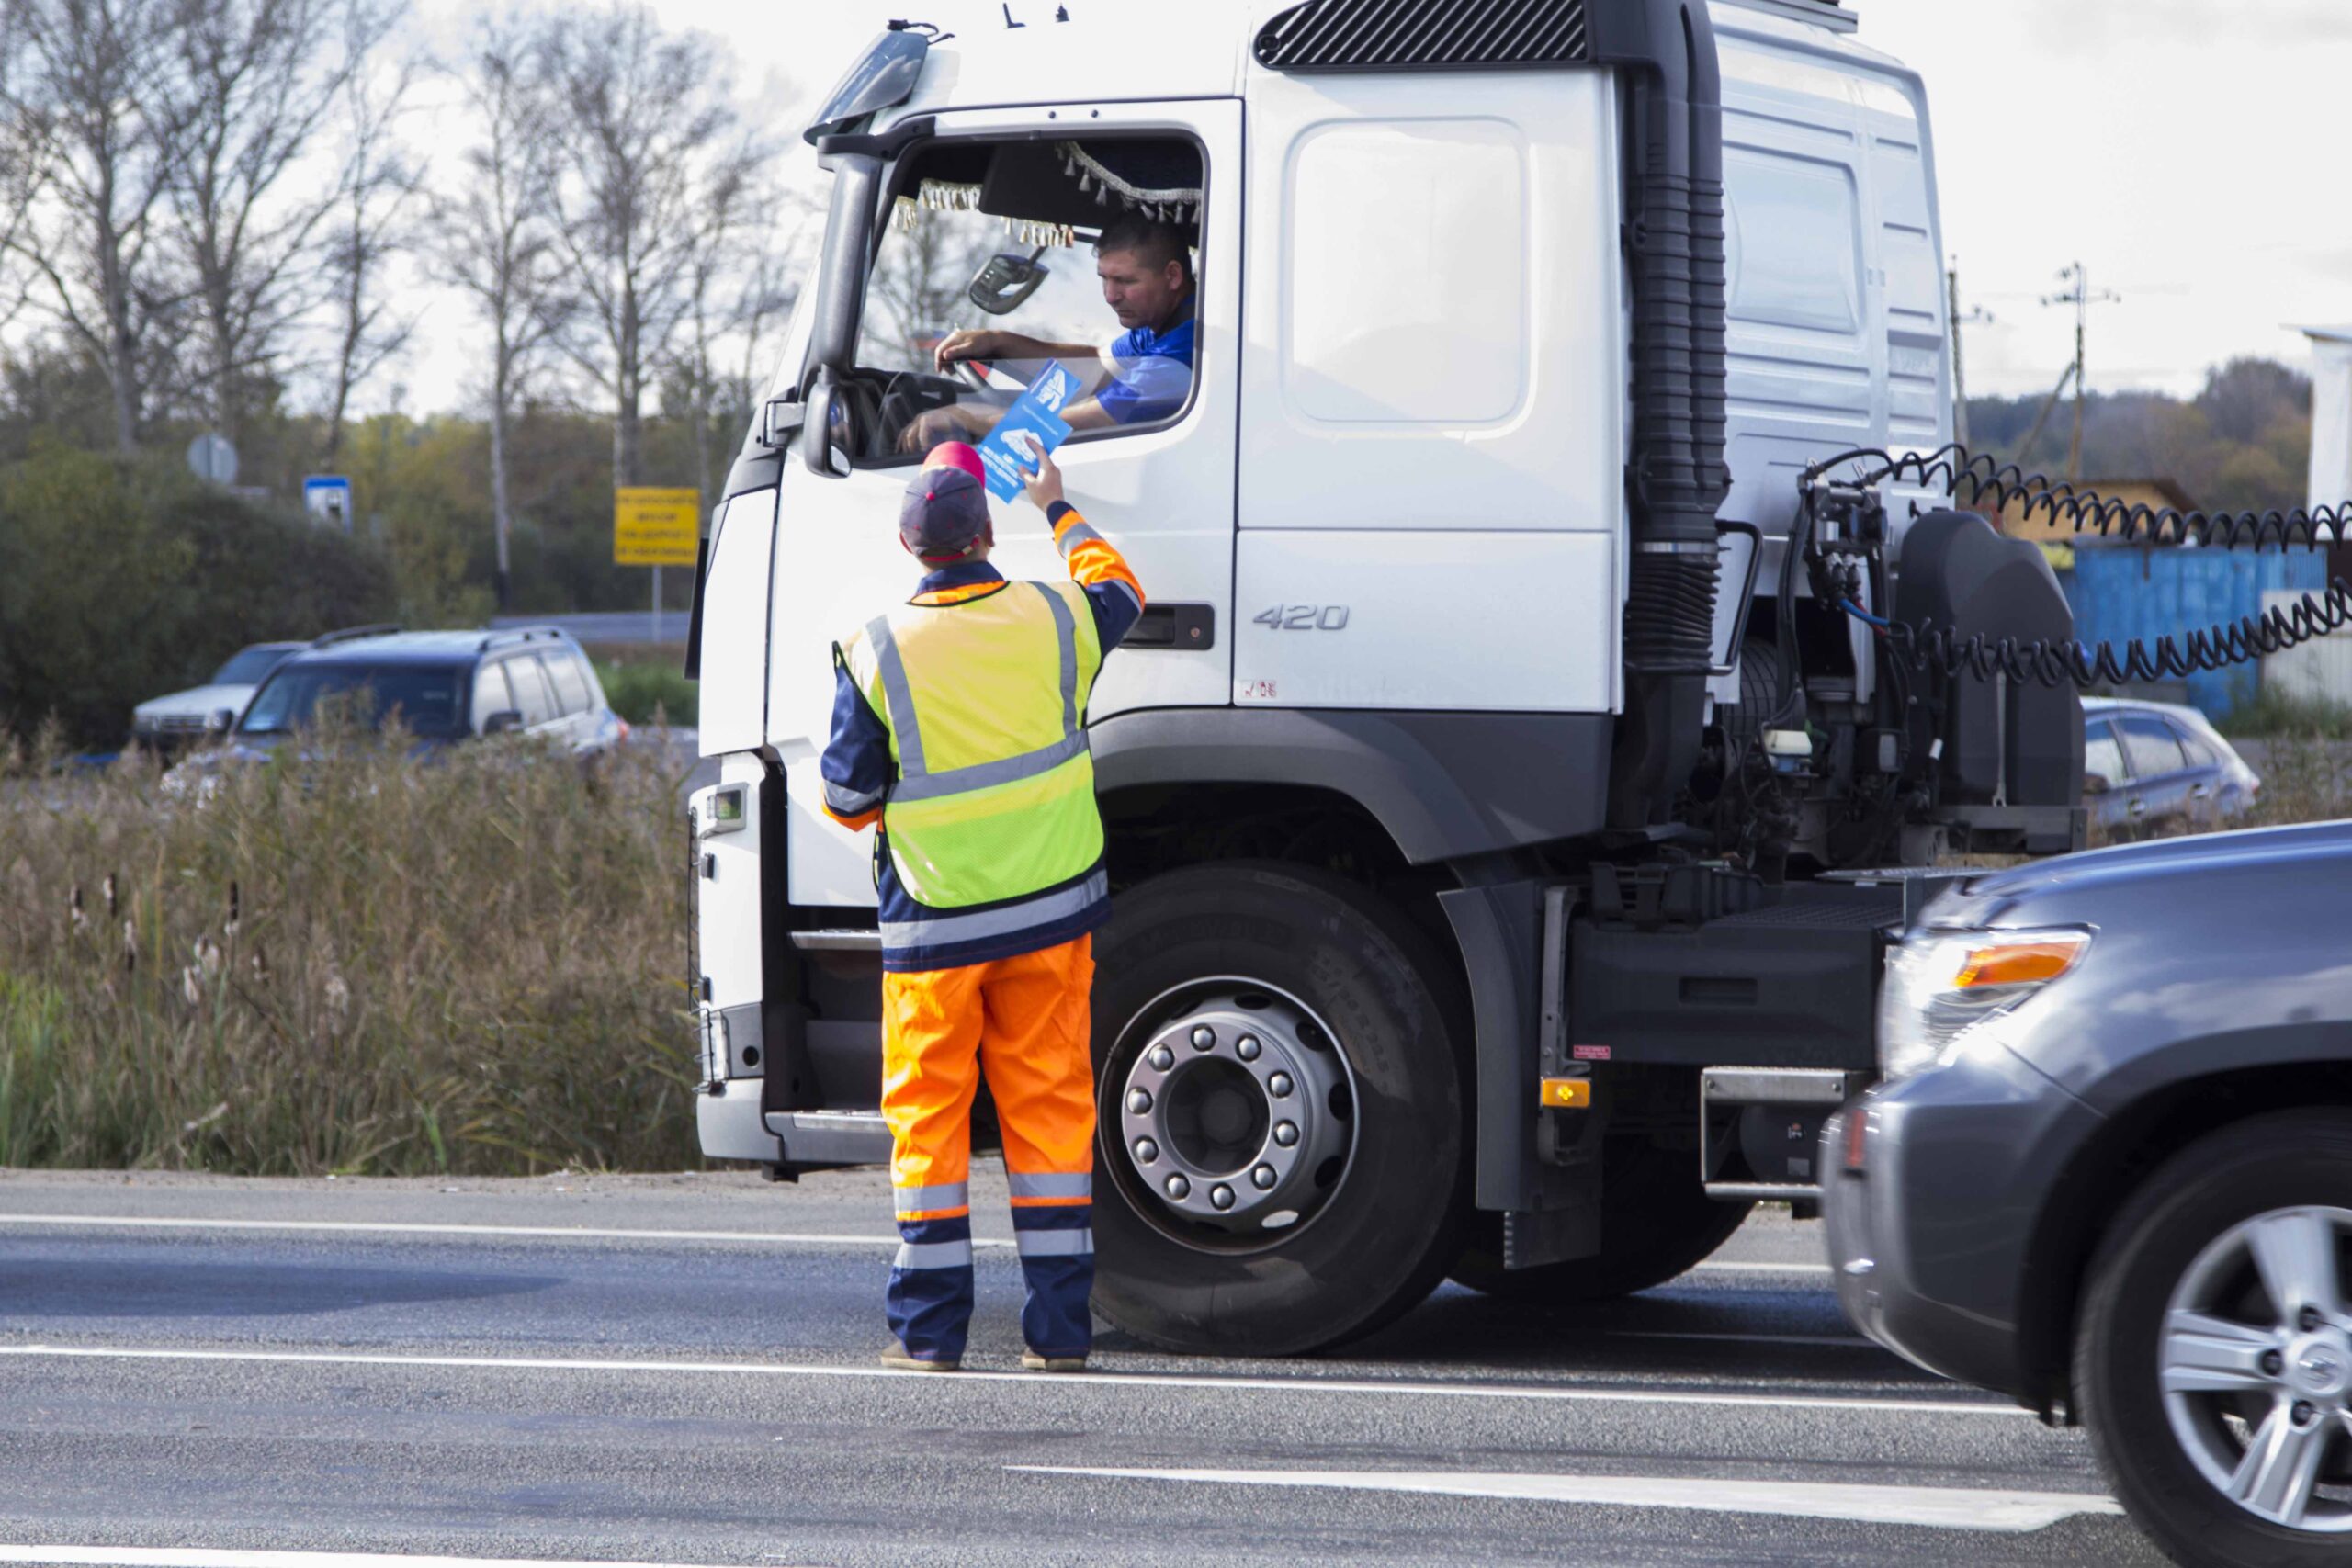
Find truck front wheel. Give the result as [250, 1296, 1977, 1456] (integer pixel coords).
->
[1088, 863, 1467, 1356]
[1448, 1137, 1753, 1302]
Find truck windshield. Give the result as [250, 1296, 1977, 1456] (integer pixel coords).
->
[240, 665, 465, 738]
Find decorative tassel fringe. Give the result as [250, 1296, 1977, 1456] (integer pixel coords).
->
[1054, 141, 1202, 223]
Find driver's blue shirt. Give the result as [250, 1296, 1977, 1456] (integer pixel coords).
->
[1096, 295, 1196, 425]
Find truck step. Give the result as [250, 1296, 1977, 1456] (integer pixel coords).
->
[790, 930, 881, 952]
[765, 1110, 893, 1167]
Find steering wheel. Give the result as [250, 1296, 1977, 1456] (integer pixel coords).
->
[951, 357, 1000, 396]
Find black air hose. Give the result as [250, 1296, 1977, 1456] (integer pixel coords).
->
[1801, 443, 2352, 689]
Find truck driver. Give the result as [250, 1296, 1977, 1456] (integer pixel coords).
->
[897, 214, 1197, 452]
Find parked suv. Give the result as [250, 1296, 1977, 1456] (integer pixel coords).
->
[2083, 696, 2260, 836]
[130, 639, 308, 753]
[1826, 821, 2352, 1567]
[212, 627, 626, 757]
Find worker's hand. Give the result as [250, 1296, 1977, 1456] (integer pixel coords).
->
[933, 328, 1001, 374]
[1019, 446, 1065, 512]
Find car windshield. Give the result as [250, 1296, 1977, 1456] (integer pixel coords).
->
[211, 645, 293, 685]
[239, 664, 465, 738]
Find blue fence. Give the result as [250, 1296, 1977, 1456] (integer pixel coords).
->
[2061, 547, 2328, 719]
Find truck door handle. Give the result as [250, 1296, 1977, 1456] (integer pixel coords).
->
[1125, 603, 1216, 650]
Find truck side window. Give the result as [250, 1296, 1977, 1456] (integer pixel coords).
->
[853, 134, 1204, 463]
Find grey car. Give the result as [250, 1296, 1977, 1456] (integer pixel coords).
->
[1825, 821, 2352, 1567]
[2083, 696, 2261, 836]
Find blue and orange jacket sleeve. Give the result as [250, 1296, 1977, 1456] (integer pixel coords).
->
[820, 641, 888, 832]
[1046, 500, 1146, 649]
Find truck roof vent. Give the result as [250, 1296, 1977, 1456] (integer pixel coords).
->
[1252, 0, 1590, 73]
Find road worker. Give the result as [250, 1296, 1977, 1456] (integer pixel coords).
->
[820, 439, 1145, 1372]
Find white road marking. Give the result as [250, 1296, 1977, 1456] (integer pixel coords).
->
[1014, 1466, 2125, 1532]
[1610, 1329, 1871, 1348]
[0, 1214, 1831, 1276]
[0, 1344, 2024, 1416]
[0, 1214, 1012, 1250]
[0, 1548, 806, 1568]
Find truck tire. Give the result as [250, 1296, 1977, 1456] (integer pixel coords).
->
[1089, 863, 1467, 1356]
[1447, 1137, 1752, 1302]
[2075, 1112, 2352, 1567]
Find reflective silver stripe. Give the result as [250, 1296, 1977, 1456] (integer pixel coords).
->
[865, 615, 926, 777]
[1014, 1227, 1093, 1258]
[887, 731, 1089, 804]
[879, 869, 1109, 952]
[1055, 520, 1106, 558]
[825, 777, 884, 815]
[1105, 578, 1142, 616]
[892, 1181, 969, 1213]
[1008, 1172, 1092, 1200]
[892, 1238, 974, 1269]
[1034, 582, 1080, 735]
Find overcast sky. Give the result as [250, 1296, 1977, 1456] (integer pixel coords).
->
[401, 0, 2352, 412]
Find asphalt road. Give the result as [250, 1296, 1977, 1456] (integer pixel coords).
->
[0, 1166, 2165, 1568]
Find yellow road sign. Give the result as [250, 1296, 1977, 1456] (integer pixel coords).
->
[615, 488, 701, 567]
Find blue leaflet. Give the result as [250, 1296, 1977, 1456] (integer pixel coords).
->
[976, 360, 1080, 502]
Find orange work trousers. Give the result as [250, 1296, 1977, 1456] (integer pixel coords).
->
[880, 934, 1096, 1362]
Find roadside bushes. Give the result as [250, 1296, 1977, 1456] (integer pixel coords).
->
[0, 444, 396, 749]
[0, 727, 697, 1175]
[593, 654, 698, 728]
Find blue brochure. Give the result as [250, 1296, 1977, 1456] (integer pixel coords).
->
[975, 359, 1080, 502]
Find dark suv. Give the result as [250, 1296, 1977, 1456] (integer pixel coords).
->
[216, 626, 626, 757]
[1826, 821, 2352, 1567]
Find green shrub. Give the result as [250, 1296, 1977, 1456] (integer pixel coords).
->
[0, 723, 698, 1175]
[594, 657, 698, 728]
[0, 443, 397, 748]
[2219, 683, 2352, 740]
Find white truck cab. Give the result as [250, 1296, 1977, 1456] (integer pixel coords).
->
[685, 0, 2083, 1356]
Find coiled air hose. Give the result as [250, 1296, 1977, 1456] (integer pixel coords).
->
[1799, 443, 2352, 689]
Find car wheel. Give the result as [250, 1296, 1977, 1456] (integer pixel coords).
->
[1447, 1135, 1752, 1301]
[1089, 863, 1468, 1356]
[2076, 1112, 2352, 1566]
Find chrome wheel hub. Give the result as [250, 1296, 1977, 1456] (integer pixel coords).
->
[1114, 980, 1353, 1239]
[2161, 1205, 2352, 1531]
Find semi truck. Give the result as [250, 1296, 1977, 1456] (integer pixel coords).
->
[684, 0, 2086, 1356]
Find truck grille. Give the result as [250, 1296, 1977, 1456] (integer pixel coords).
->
[1253, 0, 1590, 73]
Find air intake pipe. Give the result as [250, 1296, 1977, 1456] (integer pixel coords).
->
[1590, 0, 1727, 829]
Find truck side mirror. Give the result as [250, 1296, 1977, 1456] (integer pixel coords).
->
[482, 709, 525, 737]
[797, 378, 847, 479]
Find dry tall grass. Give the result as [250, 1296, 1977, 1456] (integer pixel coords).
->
[0, 723, 697, 1175]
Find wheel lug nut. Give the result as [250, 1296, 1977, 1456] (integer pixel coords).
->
[1273, 1121, 1299, 1146]
[1133, 1137, 1159, 1165]
[2301, 1306, 2326, 1333]
[2294, 1400, 2319, 1427]
[1237, 1034, 1261, 1061]
[1148, 1045, 1174, 1071]
[1165, 1174, 1191, 1200]
[1267, 1072, 1293, 1098]
[1252, 1164, 1277, 1190]
[1190, 1025, 1216, 1051]
[1127, 1089, 1153, 1114]
[1210, 1183, 1235, 1211]
[2262, 1349, 2286, 1378]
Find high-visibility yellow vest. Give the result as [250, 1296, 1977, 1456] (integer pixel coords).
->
[842, 579, 1105, 909]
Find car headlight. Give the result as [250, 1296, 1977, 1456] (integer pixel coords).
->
[1878, 927, 2091, 1082]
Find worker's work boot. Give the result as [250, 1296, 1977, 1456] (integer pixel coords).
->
[879, 1344, 960, 1372]
[1021, 1350, 1087, 1372]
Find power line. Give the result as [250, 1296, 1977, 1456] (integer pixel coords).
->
[2040, 261, 2122, 481]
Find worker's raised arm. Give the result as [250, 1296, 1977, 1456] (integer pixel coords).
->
[819, 641, 889, 832]
[1021, 453, 1144, 651]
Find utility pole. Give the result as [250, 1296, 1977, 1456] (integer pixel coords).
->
[2040, 262, 2120, 483]
[1946, 259, 1994, 447]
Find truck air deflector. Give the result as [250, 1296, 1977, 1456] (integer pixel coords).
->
[803, 25, 930, 146]
[1252, 0, 1591, 72]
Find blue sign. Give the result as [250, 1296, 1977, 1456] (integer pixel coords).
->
[975, 360, 1080, 502]
[304, 475, 353, 530]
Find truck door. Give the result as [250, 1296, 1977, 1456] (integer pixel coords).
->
[766, 101, 1241, 909]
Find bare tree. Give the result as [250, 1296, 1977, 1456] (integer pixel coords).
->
[319, 28, 424, 470]
[430, 8, 570, 612]
[665, 142, 804, 507]
[1, 0, 190, 453]
[167, 0, 397, 451]
[537, 5, 760, 489]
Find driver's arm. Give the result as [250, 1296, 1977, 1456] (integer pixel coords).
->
[934, 327, 1102, 373]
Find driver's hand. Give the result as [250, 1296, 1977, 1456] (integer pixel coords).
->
[1019, 448, 1065, 513]
[933, 328, 1000, 374]
[897, 405, 972, 453]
